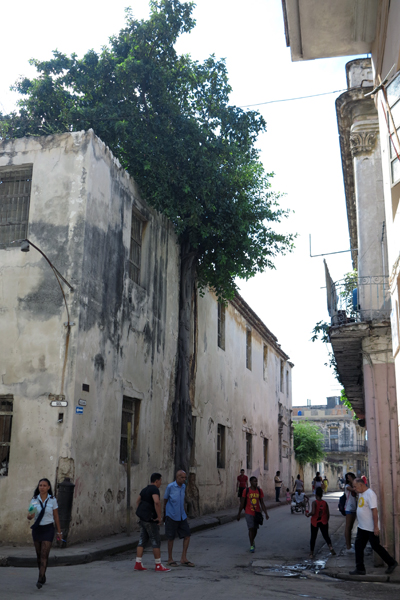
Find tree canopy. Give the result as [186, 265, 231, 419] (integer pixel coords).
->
[293, 421, 326, 467]
[0, 0, 294, 300]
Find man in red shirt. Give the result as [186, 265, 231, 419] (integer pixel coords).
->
[237, 476, 269, 552]
[236, 469, 248, 502]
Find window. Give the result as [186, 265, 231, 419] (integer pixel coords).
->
[286, 370, 289, 397]
[246, 432, 252, 469]
[0, 166, 32, 247]
[190, 416, 197, 467]
[263, 438, 269, 470]
[217, 424, 225, 468]
[246, 327, 252, 370]
[217, 302, 225, 350]
[120, 396, 141, 464]
[280, 360, 284, 392]
[330, 428, 339, 451]
[263, 345, 268, 380]
[386, 73, 400, 186]
[128, 211, 143, 285]
[0, 395, 13, 476]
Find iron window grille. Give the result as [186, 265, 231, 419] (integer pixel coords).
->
[246, 432, 252, 469]
[0, 395, 13, 476]
[120, 396, 141, 464]
[246, 327, 252, 370]
[0, 167, 32, 247]
[217, 302, 225, 350]
[128, 212, 143, 285]
[217, 424, 225, 468]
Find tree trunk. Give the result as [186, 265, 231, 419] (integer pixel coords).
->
[173, 242, 198, 473]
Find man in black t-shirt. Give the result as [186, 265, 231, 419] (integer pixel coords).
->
[134, 473, 170, 572]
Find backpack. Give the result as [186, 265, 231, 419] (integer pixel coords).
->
[338, 493, 346, 516]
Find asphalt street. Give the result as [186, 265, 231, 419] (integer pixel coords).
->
[2, 493, 400, 599]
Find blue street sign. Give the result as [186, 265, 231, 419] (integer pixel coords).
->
[76, 406, 83, 414]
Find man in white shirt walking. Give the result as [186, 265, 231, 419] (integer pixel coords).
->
[349, 478, 398, 576]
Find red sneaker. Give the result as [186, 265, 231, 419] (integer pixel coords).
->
[155, 564, 171, 572]
[134, 562, 147, 571]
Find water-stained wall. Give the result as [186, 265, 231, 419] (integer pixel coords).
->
[192, 290, 293, 512]
[0, 131, 180, 543]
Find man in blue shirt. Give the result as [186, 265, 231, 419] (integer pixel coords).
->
[163, 470, 194, 567]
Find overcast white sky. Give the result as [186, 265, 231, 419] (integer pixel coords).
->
[1, 0, 364, 405]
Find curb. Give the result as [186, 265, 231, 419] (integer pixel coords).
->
[1, 510, 250, 567]
[324, 571, 391, 583]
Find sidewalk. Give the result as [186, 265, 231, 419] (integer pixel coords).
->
[0, 500, 279, 568]
[323, 516, 400, 583]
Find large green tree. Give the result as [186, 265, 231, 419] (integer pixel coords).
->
[293, 421, 326, 467]
[0, 0, 295, 471]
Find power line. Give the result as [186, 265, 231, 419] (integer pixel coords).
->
[239, 89, 348, 108]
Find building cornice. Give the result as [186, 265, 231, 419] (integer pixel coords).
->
[230, 293, 291, 363]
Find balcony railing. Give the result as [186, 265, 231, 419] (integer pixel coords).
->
[323, 443, 367, 453]
[329, 276, 390, 326]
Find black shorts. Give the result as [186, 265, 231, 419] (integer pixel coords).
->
[238, 487, 245, 498]
[165, 517, 191, 540]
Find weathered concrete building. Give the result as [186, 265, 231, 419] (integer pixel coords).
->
[281, 0, 400, 558]
[293, 396, 368, 488]
[0, 131, 293, 544]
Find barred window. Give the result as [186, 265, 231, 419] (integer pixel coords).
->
[128, 212, 143, 285]
[0, 167, 32, 247]
[0, 395, 13, 476]
[217, 424, 225, 468]
[263, 345, 268, 380]
[246, 432, 252, 469]
[246, 327, 252, 370]
[217, 302, 225, 350]
[263, 438, 269, 470]
[120, 396, 141, 464]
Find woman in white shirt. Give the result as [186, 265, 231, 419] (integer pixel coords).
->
[344, 472, 357, 552]
[27, 478, 62, 589]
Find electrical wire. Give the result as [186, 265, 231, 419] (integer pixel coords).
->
[239, 89, 348, 108]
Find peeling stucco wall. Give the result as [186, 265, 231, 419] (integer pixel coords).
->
[192, 289, 293, 512]
[0, 131, 180, 544]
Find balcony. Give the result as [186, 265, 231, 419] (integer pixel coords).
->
[328, 276, 390, 326]
[323, 443, 367, 453]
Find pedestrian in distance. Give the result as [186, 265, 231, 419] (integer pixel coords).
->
[312, 471, 323, 496]
[236, 468, 248, 502]
[27, 478, 62, 589]
[306, 487, 336, 559]
[237, 476, 269, 553]
[134, 472, 171, 572]
[344, 472, 357, 553]
[274, 471, 283, 502]
[285, 488, 291, 503]
[293, 474, 304, 493]
[163, 470, 195, 567]
[323, 475, 329, 494]
[349, 478, 398, 576]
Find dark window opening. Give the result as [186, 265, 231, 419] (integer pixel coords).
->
[82, 383, 90, 392]
[217, 424, 226, 468]
[263, 438, 269, 470]
[246, 327, 252, 370]
[263, 345, 268, 380]
[190, 416, 197, 468]
[120, 396, 141, 464]
[246, 432, 252, 469]
[217, 302, 226, 350]
[0, 395, 13, 476]
[128, 212, 143, 285]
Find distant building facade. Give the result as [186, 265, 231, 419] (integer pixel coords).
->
[0, 131, 293, 544]
[293, 397, 368, 481]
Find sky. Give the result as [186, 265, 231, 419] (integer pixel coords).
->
[0, 0, 364, 405]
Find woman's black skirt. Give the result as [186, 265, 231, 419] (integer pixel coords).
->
[32, 523, 55, 543]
